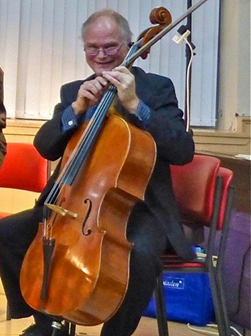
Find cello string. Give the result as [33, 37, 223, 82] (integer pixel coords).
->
[43, 42, 137, 210]
[44, 85, 117, 207]
[122, 0, 208, 69]
[45, 94, 113, 205]
[46, 41, 137, 205]
[60, 86, 117, 184]
[57, 86, 116, 184]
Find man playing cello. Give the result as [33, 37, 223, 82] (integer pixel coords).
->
[0, 9, 195, 336]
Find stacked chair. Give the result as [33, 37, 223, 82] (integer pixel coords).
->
[154, 154, 234, 336]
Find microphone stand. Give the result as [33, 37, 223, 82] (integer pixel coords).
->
[185, 0, 192, 129]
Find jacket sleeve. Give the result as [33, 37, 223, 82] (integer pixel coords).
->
[135, 70, 194, 165]
[34, 83, 82, 161]
[146, 85, 195, 165]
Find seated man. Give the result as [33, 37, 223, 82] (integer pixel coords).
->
[0, 9, 195, 336]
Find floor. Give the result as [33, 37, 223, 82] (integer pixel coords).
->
[0, 280, 245, 336]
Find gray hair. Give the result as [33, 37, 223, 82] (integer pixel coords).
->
[81, 9, 132, 44]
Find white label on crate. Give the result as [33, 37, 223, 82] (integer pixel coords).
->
[163, 277, 185, 290]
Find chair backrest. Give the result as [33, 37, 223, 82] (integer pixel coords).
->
[0, 142, 49, 193]
[217, 167, 234, 230]
[170, 154, 221, 226]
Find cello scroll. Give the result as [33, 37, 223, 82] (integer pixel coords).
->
[137, 7, 172, 59]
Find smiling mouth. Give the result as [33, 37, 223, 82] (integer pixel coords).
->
[96, 61, 113, 65]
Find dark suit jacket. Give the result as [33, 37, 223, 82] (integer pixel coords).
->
[34, 66, 195, 261]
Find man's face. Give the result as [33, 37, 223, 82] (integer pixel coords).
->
[83, 17, 129, 76]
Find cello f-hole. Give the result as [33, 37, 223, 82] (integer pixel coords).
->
[82, 198, 92, 236]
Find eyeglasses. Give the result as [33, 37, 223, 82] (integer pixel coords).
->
[84, 43, 124, 56]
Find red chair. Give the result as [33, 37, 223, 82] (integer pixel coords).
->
[154, 155, 234, 336]
[0, 142, 49, 319]
[0, 142, 49, 218]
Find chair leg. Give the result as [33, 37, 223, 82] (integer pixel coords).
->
[63, 321, 76, 336]
[215, 187, 234, 336]
[51, 321, 68, 336]
[6, 302, 11, 320]
[64, 321, 70, 332]
[154, 272, 169, 336]
[69, 323, 76, 336]
[208, 267, 231, 336]
[215, 250, 232, 336]
[206, 177, 231, 336]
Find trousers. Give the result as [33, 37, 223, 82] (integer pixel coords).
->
[0, 206, 169, 336]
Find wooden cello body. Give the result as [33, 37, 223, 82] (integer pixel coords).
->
[20, 114, 156, 325]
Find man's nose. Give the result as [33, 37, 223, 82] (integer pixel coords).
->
[96, 48, 107, 57]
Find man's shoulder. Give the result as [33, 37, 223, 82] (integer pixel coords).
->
[131, 66, 172, 86]
[61, 79, 84, 92]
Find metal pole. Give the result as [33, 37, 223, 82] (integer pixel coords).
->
[185, 0, 192, 130]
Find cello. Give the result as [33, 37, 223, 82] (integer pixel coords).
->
[20, 0, 208, 326]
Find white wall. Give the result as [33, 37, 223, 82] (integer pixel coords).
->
[217, 0, 250, 131]
[0, 0, 222, 128]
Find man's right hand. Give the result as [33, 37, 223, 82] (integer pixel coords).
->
[72, 76, 108, 115]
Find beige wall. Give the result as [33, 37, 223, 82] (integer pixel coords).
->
[217, 0, 250, 131]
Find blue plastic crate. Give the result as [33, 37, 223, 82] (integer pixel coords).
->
[144, 272, 215, 326]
